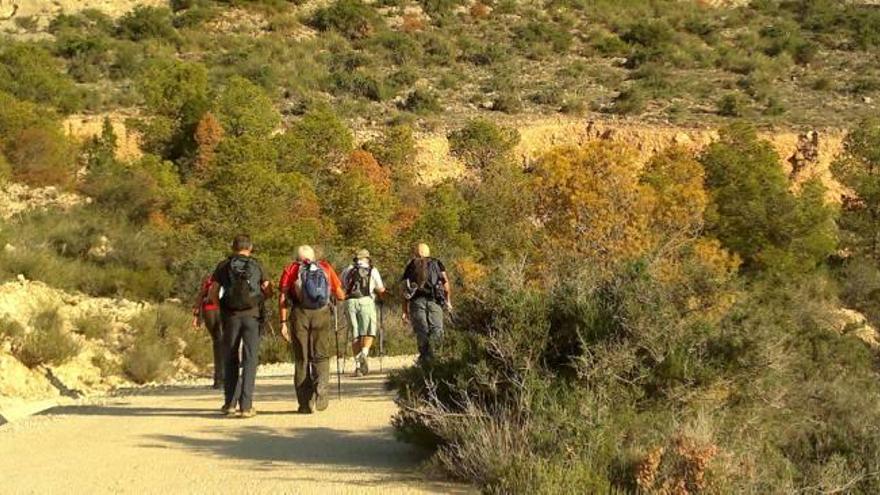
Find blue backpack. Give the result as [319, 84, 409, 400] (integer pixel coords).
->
[299, 261, 330, 309]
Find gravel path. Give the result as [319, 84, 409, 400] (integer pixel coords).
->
[0, 356, 469, 495]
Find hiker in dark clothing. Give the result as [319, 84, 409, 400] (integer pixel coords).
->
[401, 243, 451, 366]
[209, 235, 272, 419]
[191, 274, 223, 389]
[278, 245, 346, 414]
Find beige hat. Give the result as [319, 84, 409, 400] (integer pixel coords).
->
[356, 249, 371, 260]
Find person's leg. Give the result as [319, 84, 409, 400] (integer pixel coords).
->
[204, 310, 223, 387]
[238, 316, 261, 412]
[292, 306, 312, 411]
[311, 306, 333, 411]
[222, 315, 242, 409]
[346, 301, 361, 358]
[425, 301, 445, 361]
[409, 298, 431, 363]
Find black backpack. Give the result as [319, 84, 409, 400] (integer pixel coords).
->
[409, 258, 445, 304]
[222, 256, 262, 311]
[346, 263, 373, 299]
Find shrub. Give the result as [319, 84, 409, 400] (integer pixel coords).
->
[309, 0, 382, 39]
[275, 107, 353, 174]
[124, 331, 176, 384]
[116, 6, 179, 42]
[611, 87, 647, 115]
[124, 305, 186, 383]
[0, 316, 25, 342]
[513, 19, 573, 59]
[717, 93, 746, 117]
[448, 119, 519, 170]
[0, 43, 84, 113]
[401, 88, 442, 114]
[6, 126, 77, 188]
[72, 313, 114, 341]
[15, 309, 81, 368]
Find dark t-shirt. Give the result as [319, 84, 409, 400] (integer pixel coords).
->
[401, 257, 446, 301]
[213, 255, 267, 318]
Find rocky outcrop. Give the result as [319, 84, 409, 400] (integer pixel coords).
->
[0, 182, 86, 220]
[63, 112, 143, 162]
[410, 115, 849, 198]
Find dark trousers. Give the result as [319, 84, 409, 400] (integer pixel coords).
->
[410, 297, 444, 363]
[203, 310, 223, 384]
[291, 306, 332, 409]
[222, 314, 260, 411]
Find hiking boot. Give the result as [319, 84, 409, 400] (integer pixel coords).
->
[315, 392, 329, 411]
[360, 357, 369, 376]
[297, 406, 313, 414]
[220, 404, 235, 416]
[240, 408, 257, 419]
[353, 368, 364, 378]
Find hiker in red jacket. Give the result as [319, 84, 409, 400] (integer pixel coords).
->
[191, 273, 223, 389]
[278, 245, 346, 414]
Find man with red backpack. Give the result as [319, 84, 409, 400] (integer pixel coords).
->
[209, 235, 271, 419]
[279, 245, 346, 413]
[191, 273, 223, 389]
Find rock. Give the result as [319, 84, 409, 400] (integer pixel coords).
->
[4, 243, 15, 253]
[864, 96, 874, 104]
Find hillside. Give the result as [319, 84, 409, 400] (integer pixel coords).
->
[3, 1, 880, 493]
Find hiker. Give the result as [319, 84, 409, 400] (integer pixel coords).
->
[209, 234, 271, 418]
[341, 249, 386, 376]
[401, 243, 451, 366]
[279, 245, 346, 414]
[191, 273, 223, 389]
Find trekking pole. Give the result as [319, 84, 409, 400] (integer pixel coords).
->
[378, 301, 385, 373]
[333, 302, 342, 400]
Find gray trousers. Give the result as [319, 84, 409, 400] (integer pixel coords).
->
[222, 314, 260, 411]
[409, 297, 444, 362]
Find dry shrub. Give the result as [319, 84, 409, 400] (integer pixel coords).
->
[401, 13, 425, 33]
[15, 308, 81, 368]
[470, 2, 490, 19]
[346, 150, 391, 191]
[73, 313, 114, 341]
[7, 127, 77, 187]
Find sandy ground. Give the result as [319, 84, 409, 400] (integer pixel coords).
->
[0, 356, 470, 495]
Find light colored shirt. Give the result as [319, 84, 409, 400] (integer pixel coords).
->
[341, 262, 384, 300]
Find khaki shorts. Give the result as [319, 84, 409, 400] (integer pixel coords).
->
[346, 296, 377, 338]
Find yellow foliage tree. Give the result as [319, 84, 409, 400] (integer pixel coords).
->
[533, 143, 652, 265]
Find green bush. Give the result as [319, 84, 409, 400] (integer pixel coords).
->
[259, 333, 291, 364]
[448, 119, 520, 170]
[72, 313, 114, 341]
[717, 93, 746, 117]
[0, 316, 26, 342]
[401, 88, 442, 114]
[0, 44, 85, 113]
[309, 0, 382, 39]
[15, 309, 81, 368]
[275, 107, 353, 174]
[611, 87, 647, 115]
[124, 331, 176, 384]
[116, 6, 179, 42]
[214, 76, 281, 137]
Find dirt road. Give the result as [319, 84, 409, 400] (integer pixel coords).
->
[0, 357, 467, 495]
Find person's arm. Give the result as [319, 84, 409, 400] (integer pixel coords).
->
[279, 266, 292, 342]
[441, 272, 452, 309]
[329, 265, 346, 301]
[373, 269, 386, 299]
[209, 281, 221, 308]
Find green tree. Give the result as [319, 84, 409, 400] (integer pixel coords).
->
[214, 76, 280, 138]
[274, 107, 353, 177]
[700, 124, 836, 274]
[0, 43, 84, 113]
[833, 120, 880, 263]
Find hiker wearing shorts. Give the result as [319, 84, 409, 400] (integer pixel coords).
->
[401, 243, 451, 366]
[279, 245, 346, 414]
[341, 249, 386, 377]
[191, 273, 223, 389]
[210, 235, 271, 419]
